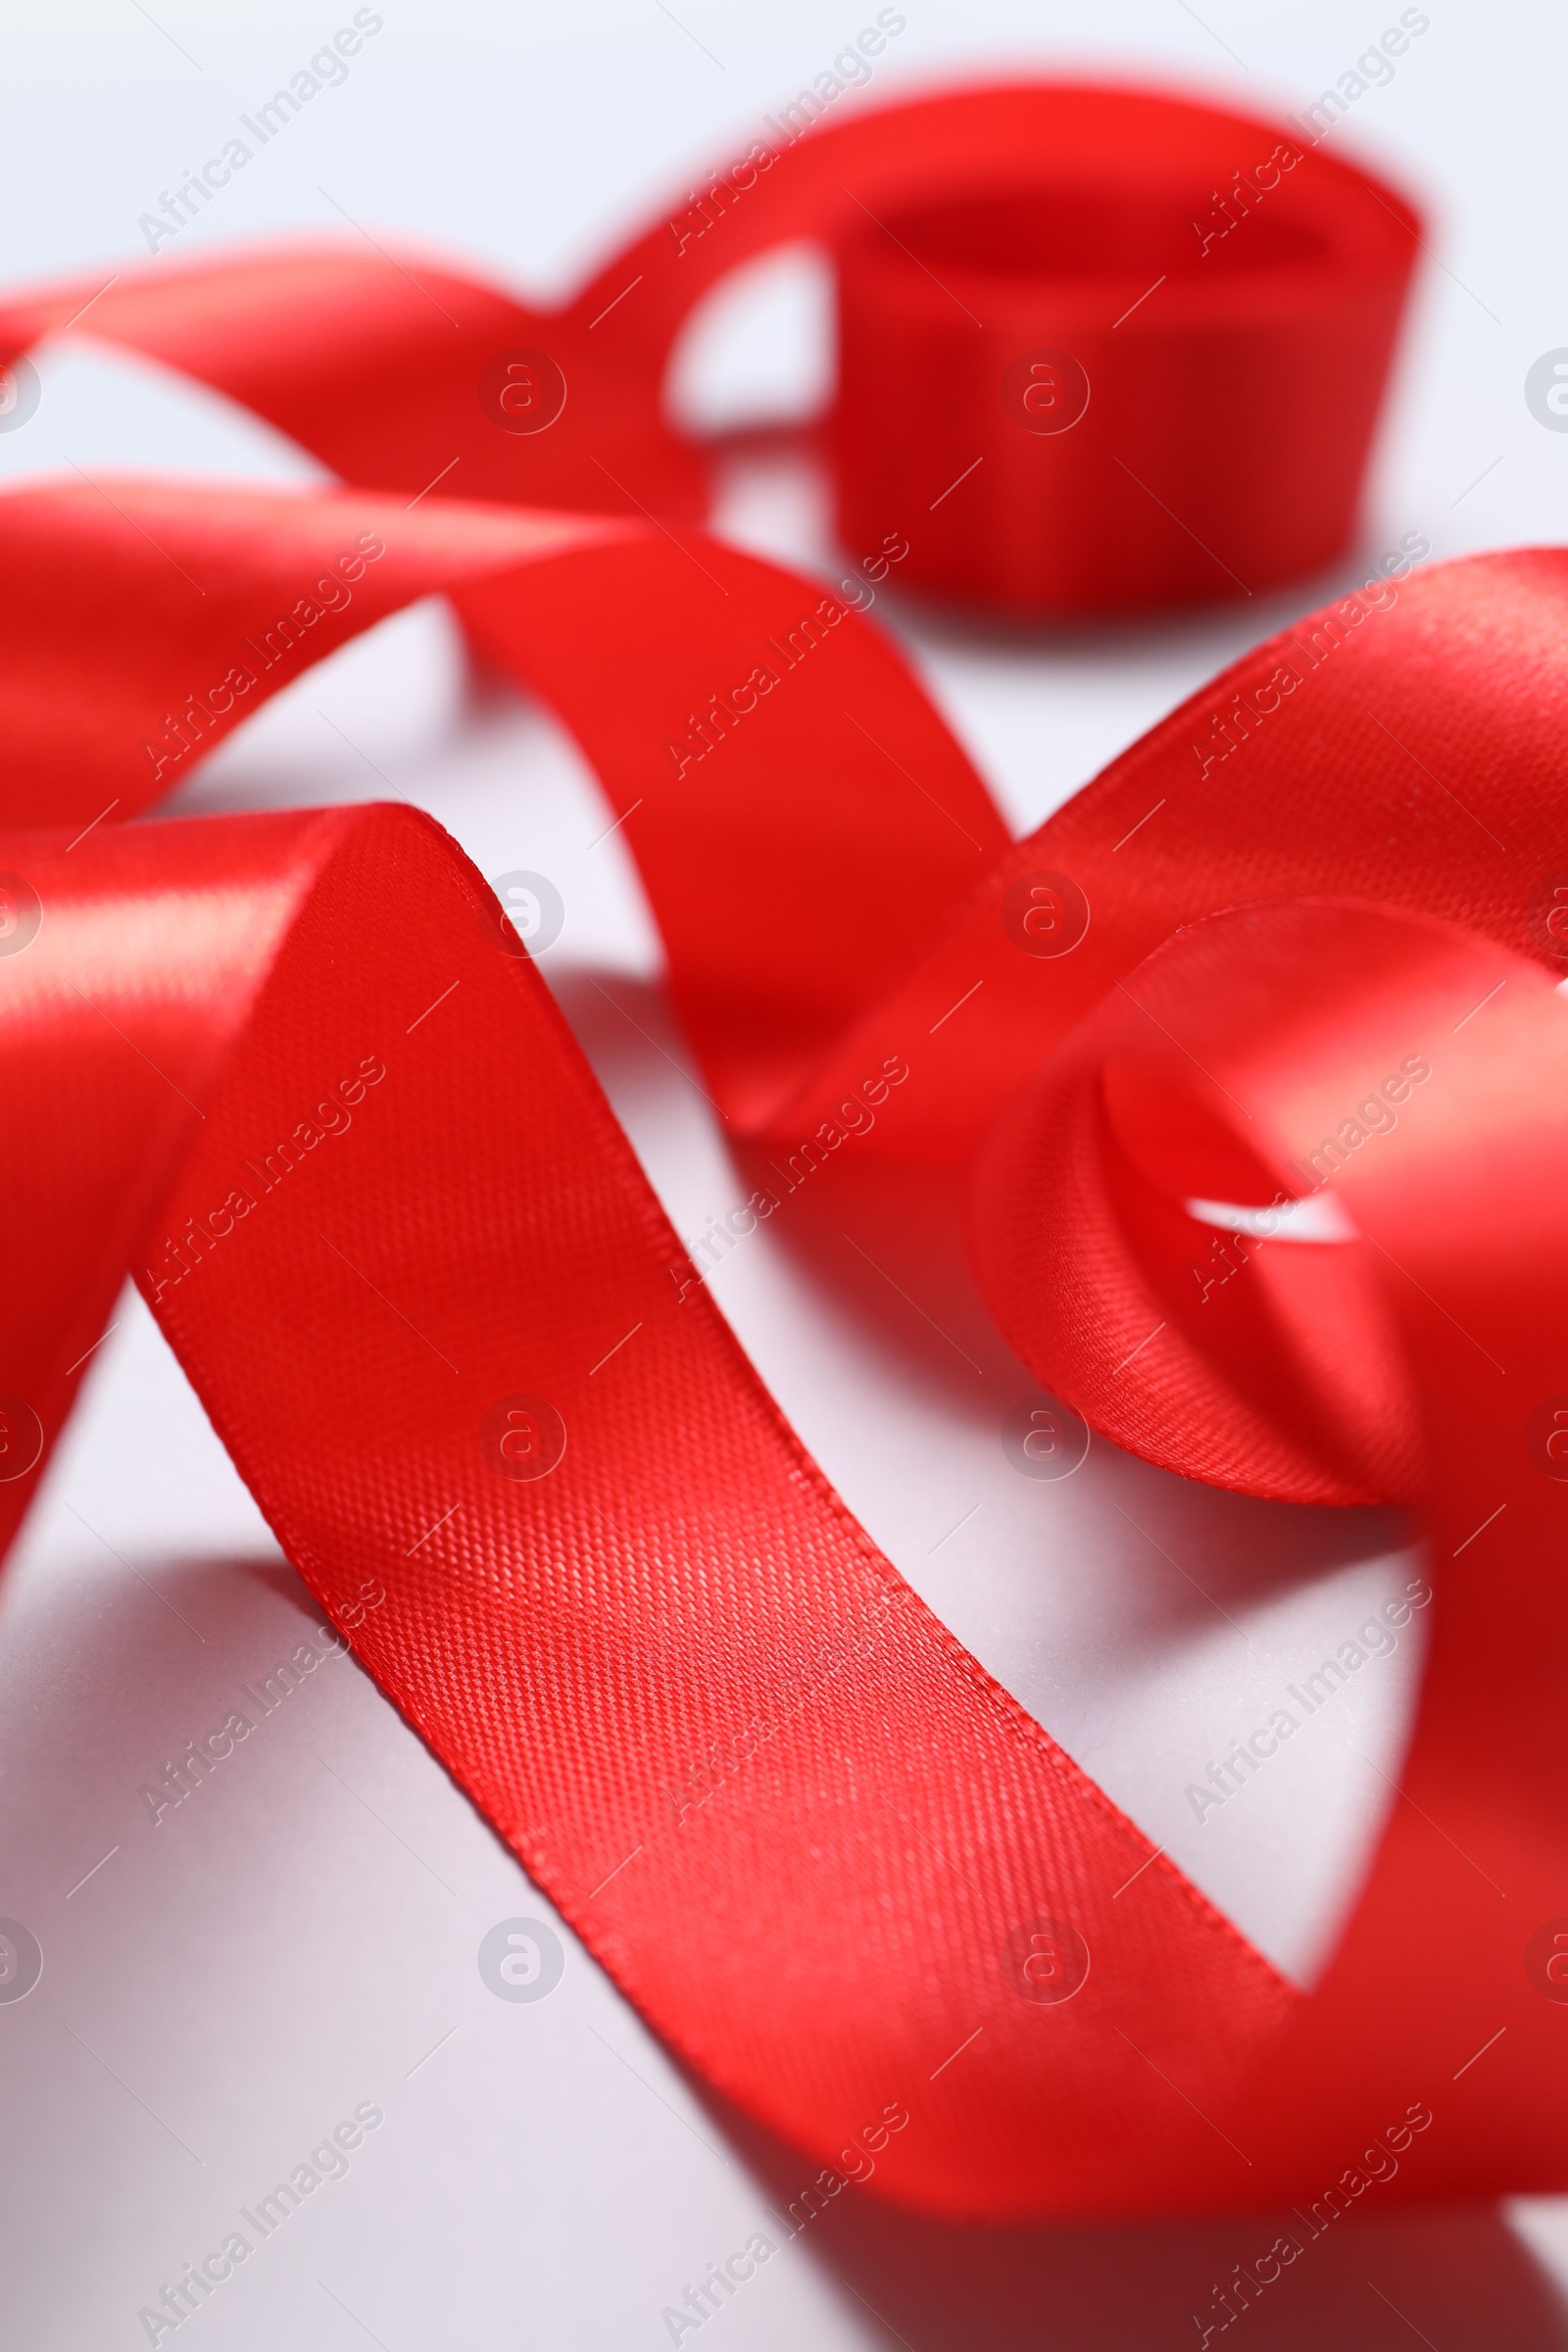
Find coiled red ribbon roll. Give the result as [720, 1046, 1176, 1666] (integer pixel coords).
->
[5, 82, 1562, 2226]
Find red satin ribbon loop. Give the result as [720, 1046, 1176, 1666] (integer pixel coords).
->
[830, 87, 1418, 611]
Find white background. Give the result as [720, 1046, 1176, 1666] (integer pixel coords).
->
[2, 2, 1567, 2345]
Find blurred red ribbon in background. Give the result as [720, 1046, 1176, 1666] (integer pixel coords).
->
[4, 80, 1565, 2221]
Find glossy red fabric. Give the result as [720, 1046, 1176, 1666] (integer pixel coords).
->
[0, 80, 1418, 611]
[2, 82, 1561, 2223]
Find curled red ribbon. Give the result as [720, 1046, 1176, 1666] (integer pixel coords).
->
[3, 78, 1417, 611]
[5, 80, 1562, 2223]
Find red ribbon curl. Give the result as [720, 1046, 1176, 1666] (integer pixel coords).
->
[3, 82, 1560, 2222]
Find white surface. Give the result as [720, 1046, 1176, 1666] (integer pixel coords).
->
[1, 5, 1565, 2347]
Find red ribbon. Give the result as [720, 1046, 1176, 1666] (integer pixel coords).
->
[3, 79, 1417, 610]
[5, 81, 1563, 2221]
